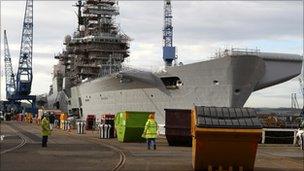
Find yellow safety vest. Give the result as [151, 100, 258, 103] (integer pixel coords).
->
[41, 117, 51, 136]
[143, 119, 158, 139]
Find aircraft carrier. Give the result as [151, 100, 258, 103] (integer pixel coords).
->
[46, 0, 303, 128]
[1, 1, 303, 170]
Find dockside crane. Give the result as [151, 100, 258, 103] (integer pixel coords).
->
[3, 30, 20, 114]
[3, 0, 36, 114]
[163, 0, 176, 67]
[3, 30, 16, 99]
[16, 0, 33, 96]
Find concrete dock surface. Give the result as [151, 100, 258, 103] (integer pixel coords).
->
[1, 121, 303, 171]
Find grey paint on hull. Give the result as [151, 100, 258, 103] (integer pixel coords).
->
[68, 54, 302, 126]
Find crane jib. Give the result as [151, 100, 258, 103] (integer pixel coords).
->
[16, 0, 33, 96]
[3, 30, 16, 99]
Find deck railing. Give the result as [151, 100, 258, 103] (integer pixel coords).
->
[213, 48, 261, 58]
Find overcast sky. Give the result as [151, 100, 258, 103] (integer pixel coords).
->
[0, 0, 303, 108]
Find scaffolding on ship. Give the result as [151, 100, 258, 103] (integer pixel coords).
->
[55, 0, 130, 87]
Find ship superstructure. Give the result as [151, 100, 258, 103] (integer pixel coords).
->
[55, 0, 129, 89]
[48, 0, 130, 111]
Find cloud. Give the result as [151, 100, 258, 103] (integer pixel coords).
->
[245, 78, 303, 108]
[179, 1, 302, 41]
[1, 1, 303, 108]
[119, 1, 303, 67]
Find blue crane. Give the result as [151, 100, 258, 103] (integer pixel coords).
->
[16, 0, 33, 96]
[3, 30, 16, 100]
[163, 0, 176, 67]
[3, 30, 20, 112]
[3, 30, 21, 114]
[3, 0, 36, 114]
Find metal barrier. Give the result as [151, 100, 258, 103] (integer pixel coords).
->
[261, 128, 297, 144]
[98, 124, 112, 139]
[76, 121, 85, 134]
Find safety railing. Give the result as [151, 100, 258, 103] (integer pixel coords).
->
[213, 48, 261, 59]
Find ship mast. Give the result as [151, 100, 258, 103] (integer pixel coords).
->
[75, 0, 84, 31]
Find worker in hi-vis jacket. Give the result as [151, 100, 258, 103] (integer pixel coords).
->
[142, 114, 158, 150]
[41, 113, 51, 147]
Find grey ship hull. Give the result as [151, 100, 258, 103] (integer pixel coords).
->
[67, 53, 302, 127]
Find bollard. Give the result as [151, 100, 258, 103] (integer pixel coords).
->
[79, 122, 82, 134]
[99, 124, 112, 139]
[99, 124, 103, 139]
[107, 125, 112, 138]
[99, 124, 104, 139]
[104, 124, 109, 138]
[77, 122, 81, 134]
[77, 121, 85, 134]
[81, 121, 86, 134]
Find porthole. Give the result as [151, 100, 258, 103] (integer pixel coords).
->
[213, 80, 219, 85]
[234, 89, 241, 94]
